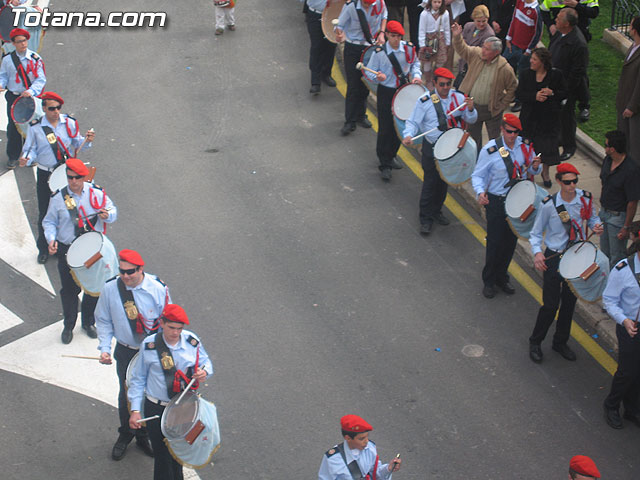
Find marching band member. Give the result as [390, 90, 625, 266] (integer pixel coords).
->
[318, 415, 401, 480]
[602, 220, 640, 429]
[364, 20, 421, 181]
[472, 114, 541, 299]
[95, 249, 170, 460]
[335, 0, 387, 136]
[402, 67, 476, 234]
[0, 27, 46, 169]
[42, 158, 117, 344]
[528, 163, 602, 363]
[18, 92, 95, 265]
[304, 0, 338, 95]
[128, 304, 213, 480]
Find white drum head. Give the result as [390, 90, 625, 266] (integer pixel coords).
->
[67, 231, 103, 268]
[48, 164, 68, 193]
[433, 128, 465, 161]
[162, 391, 200, 440]
[505, 181, 537, 218]
[559, 242, 598, 279]
[392, 84, 427, 121]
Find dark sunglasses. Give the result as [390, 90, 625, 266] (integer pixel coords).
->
[504, 128, 519, 134]
[119, 266, 140, 275]
[66, 174, 84, 180]
[560, 178, 579, 185]
[47, 105, 62, 111]
[437, 81, 452, 86]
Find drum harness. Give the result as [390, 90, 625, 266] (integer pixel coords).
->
[148, 332, 201, 400]
[37, 114, 80, 167]
[542, 191, 594, 253]
[429, 92, 465, 134]
[9, 50, 43, 94]
[116, 276, 168, 343]
[490, 137, 536, 189]
[331, 442, 378, 480]
[354, 1, 384, 46]
[376, 42, 416, 88]
[60, 184, 108, 237]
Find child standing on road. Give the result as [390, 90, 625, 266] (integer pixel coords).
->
[418, 0, 450, 90]
[214, 0, 236, 35]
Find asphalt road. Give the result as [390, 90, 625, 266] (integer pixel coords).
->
[0, 1, 638, 479]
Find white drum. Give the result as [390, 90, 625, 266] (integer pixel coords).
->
[66, 232, 118, 296]
[11, 95, 44, 139]
[505, 180, 549, 239]
[321, 0, 347, 43]
[392, 83, 428, 121]
[559, 241, 609, 303]
[48, 164, 68, 194]
[433, 128, 477, 186]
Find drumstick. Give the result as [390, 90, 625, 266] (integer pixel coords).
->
[175, 377, 196, 405]
[74, 128, 94, 157]
[355, 62, 379, 76]
[411, 102, 468, 142]
[575, 232, 595, 253]
[135, 415, 160, 424]
[61, 354, 101, 360]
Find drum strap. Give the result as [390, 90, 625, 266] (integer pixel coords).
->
[154, 332, 181, 399]
[494, 137, 518, 188]
[385, 47, 408, 87]
[41, 125, 70, 165]
[430, 91, 448, 132]
[355, 6, 374, 45]
[61, 186, 83, 237]
[550, 193, 584, 243]
[335, 442, 377, 480]
[117, 277, 149, 344]
[10, 51, 32, 89]
[627, 255, 640, 291]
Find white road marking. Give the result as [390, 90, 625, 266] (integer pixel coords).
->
[0, 302, 23, 333]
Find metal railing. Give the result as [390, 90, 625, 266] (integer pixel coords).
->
[611, 0, 640, 39]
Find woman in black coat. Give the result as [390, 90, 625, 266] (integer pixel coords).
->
[516, 47, 567, 187]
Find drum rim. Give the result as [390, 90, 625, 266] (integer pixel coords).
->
[10, 95, 37, 124]
[125, 352, 140, 389]
[66, 231, 105, 268]
[559, 241, 598, 279]
[391, 83, 427, 121]
[505, 180, 537, 218]
[433, 128, 466, 161]
[321, 0, 346, 44]
[48, 164, 68, 193]
[161, 390, 201, 440]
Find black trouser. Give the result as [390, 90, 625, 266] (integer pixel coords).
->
[36, 168, 53, 255]
[56, 242, 98, 329]
[604, 324, 640, 413]
[529, 248, 577, 346]
[343, 42, 369, 124]
[482, 194, 517, 287]
[115, 343, 149, 439]
[419, 139, 447, 224]
[577, 76, 590, 111]
[5, 91, 23, 161]
[305, 10, 336, 86]
[145, 398, 183, 480]
[406, 0, 422, 47]
[560, 93, 578, 152]
[377, 85, 400, 170]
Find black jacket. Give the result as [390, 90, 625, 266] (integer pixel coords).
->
[549, 27, 588, 90]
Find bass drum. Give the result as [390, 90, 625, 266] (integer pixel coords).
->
[433, 128, 477, 186]
[504, 180, 549, 240]
[392, 83, 427, 149]
[321, 0, 346, 43]
[0, 5, 45, 54]
[125, 352, 144, 416]
[66, 232, 118, 297]
[559, 241, 609, 303]
[359, 45, 378, 94]
[11, 95, 44, 139]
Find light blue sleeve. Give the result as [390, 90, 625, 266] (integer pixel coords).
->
[365, 50, 381, 82]
[529, 202, 551, 255]
[94, 286, 115, 354]
[471, 148, 492, 196]
[603, 266, 629, 325]
[402, 98, 425, 138]
[42, 194, 61, 244]
[128, 347, 149, 411]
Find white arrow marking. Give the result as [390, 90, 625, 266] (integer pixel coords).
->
[0, 302, 23, 333]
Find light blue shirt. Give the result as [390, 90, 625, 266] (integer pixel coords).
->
[471, 136, 542, 196]
[603, 255, 640, 325]
[364, 41, 421, 88]
[95, 274, 171, 354]
[402, 90, 477, 144]
[0, 48, 45, 95]
[42, 182, 117, 245]
[318, 440, 393, 480]
[306, 0, 328, 12]
[336, 0, 387, 45]
[22, 115, 90, 170]
[128, 330, 214, 410]
[529, 189, 601, 254]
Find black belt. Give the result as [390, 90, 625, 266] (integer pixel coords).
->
[603, 209, 623, 216]
[146, 395, 169, 407]
[487, 193, 507, 199]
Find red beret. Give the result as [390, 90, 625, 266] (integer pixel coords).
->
[502, 113, 522, 131]
[65, 158, 89, 176]
[161, 304, 189, 325]
[386, 20, 405, 36]
[362, 0, 376, 4]
[570, 455, 600, 478]
[40, 91, 64, 105]
[10, 28, 30, 40]
[341, 415, 373, 433]
[433, 67, 455, 80]
[556, 162, 580, 175]
[119, 249, 144, 267]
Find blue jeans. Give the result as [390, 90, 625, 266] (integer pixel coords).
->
[599, 209, 628, 268]
[503, 44, 531, 78]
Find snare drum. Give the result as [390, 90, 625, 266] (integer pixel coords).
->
[392, 84, 427, 145]
[321, 0, 346, 43]
[433, 128, 477, 186]
[66, 232, 118, 296]
[505, 180, 549, 239]
[360, 46, 378, 94]
[161, 391, 221, 468]
[11, 95, 44, 139]
[559, 241, 610, 303]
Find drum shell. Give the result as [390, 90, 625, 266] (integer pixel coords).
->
[66, 232, 118, 296]
[433, 128, 477, 186]
[11, 95, 44, 139]
[505, 181, 549, 240]
[566, 248, 610, 303]
[321, 0, 346, 43]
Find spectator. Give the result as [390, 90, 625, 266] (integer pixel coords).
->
[386, 0, 407, 23]
[452, 22, 517, 153]
[616, 16, 640, 165]
[406, 0, 425, 47]
[456, 4, 495, 87]
[515, 46, 566, 186]
[418, 0, 451, 89]
[458, 0, 483, 25]
[488, 0, 517, 41]
[548, 7, 588, 161]
[599, 130, 640, 268]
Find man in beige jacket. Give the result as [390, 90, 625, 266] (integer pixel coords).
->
[451, 22, 517, 152]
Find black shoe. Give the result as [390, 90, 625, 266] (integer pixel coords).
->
[579, 108, 590, 122]
[310, 84, 321, 96]
[543, 180, 552, 188]
[6, 158, 18, 169]
[511, 101, 522, 112]
[340, 122, 355, 136]
[420, 219, 433, 235]
[604, 404, 623, 429]
[112, 434, 133, 461]
[529, 344, 543, 363]
[82, 325, 98, 339]
[37, 253, 49, 264]
[61, 328, 73, 344]
[356, 117, 372, 128]
[482, 285, 497, 299]
[135, 436, 154, 457]
[380, 168, 392, 182]
[434, 212, 450, 226]
[391, 157, 403, 169]
[560, 150, 575, 161]
[497, 282, 515, 295]
[552, 343, 576, 361]
[322, 75, 336, 87]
